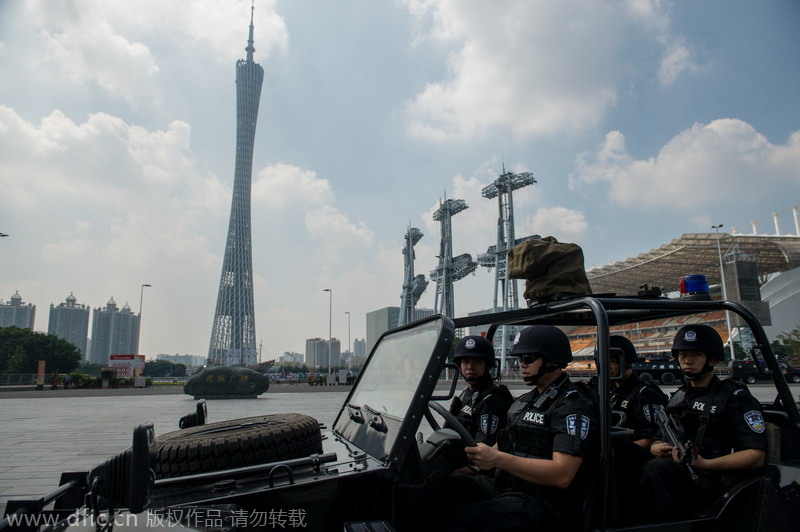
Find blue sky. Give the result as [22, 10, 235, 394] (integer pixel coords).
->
[1, 0, 798, 359]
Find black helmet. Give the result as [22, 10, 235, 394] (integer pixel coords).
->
[671, 324, 725, 362]
[609, 335, 639, 366]
[511, 325, 573, 367]
[453, 335, 496, 368]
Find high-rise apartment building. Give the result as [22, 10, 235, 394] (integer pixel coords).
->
[0, 291, 36, 330]
[353, 338, 366, 359]
[48, 293, 89, 359]
[89, 298, 140, 365]
[279, 352, 304, 364]
[305, 338, 341, 369]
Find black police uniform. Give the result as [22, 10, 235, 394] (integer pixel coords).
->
[449, 377, 514, 446]
[610, 372, 667, 439]
[606, 372, 667, 522]
[640, 375, 767, 521]
[442, 373, 597, 531]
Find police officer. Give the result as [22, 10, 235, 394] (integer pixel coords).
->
[588, 335, 667, 446]
[449, 335, 513, 447]
[442, 325, 597, 531]
[599, 335, 667, 523]
[641, 324, 767, 521]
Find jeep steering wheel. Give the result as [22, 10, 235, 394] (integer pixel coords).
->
[428, 400, 477, 447]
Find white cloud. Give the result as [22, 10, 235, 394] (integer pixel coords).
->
[528, 207, 588, 241]
[38, 18, 161, 107]
[658, 39, 699, 85]
[402, 0, 697, 142]
[0, 106, 229, 354]
[23, 0, 287, 107]
[305, 206, 374, 250]
[253, 163, 333, 208]
[572, 119, 800, 209]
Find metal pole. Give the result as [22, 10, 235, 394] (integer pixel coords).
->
[323, 289, 332, 376]
[712, 226, 736, 361]
[345, 311, 351, 354]
[138, 284, 151, 355]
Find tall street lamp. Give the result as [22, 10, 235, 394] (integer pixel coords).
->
[712, 225, 736, 361]
[138, 284, 152, 355]
[345, 311, 351, 355]
[323, 288, 332, 376]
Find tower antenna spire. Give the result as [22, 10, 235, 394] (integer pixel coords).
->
[246, 0, 255, 62]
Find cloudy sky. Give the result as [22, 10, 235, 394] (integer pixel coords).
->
[1, 0, 799, 360]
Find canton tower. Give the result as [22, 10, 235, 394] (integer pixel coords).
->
[208, 4, 264, 366]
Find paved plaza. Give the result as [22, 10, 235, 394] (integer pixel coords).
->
[1, 383, 796, 512]
[0, 387, 350, 508]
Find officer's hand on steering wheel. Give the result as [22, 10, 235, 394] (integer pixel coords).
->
[428, 401, 481, 473]
[465, 443, 498, 470]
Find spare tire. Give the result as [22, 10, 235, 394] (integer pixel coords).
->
[153, 413, 322, 478]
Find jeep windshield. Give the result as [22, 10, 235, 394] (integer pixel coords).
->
[333, 315, 454, 463]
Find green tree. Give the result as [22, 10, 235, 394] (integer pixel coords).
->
[777, 326, 800, 365]
[77, 362, 105, 376]
[5, 346, 29, 373]
[275, 362, 310, 373]
[0, 326, 82, 374]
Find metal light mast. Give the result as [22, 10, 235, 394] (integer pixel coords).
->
[430, 196, 477, 318]
[208, 4, 263, 367]
[398, 226, 429, 327]
[477, 166, 537, 369]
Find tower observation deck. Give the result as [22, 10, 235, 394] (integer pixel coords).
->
[208, 5, 264, 367]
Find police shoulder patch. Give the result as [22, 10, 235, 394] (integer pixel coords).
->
[480, 414, 499, 435]
[744, 410, 765, 433]
[566, 413, 591, 440]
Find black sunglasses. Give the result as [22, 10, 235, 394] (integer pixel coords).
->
[519, 354, 541, 365]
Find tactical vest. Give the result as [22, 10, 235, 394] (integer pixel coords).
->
[454, 381, 510, 437]
[667, 378, 746, 460]
[610, 377, 663, 430]
[498, 377, 570, 472]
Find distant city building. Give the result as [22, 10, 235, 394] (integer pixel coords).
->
[353, 338, 366, 359]
[305, 338, 328, 368]
[0, 291, 36, 330]
[48, 293, 89, 359]
[305, 338, 341, 368]
[366, 306, 434, 353]
[156, 353, 206, 367]
[89, 298, 140, 365]
[279, 351, 304, 365]
[342, 349, 366, 369]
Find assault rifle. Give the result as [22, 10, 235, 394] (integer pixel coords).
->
[655, 409, 699, 483]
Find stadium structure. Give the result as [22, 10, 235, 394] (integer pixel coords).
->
[566, 208, 800, 367]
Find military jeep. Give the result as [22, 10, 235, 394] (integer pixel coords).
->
[2, 295, 800, 531]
